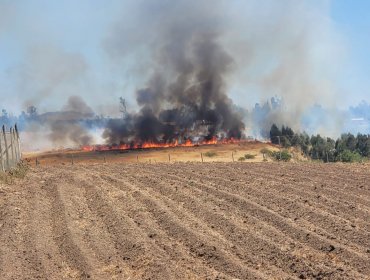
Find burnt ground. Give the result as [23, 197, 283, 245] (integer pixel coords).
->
[0, 162, 369, 279]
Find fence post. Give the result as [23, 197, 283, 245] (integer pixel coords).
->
[2, 125, 10, 170]
[0, 129, 3, 172]
[13, 127, 18, 162]
[12, 128, 18, 163]
[15, 124, 21, 160]
[10, 127, 16, 167]
[201, 152, 204, 163]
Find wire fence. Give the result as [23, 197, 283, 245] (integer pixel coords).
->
[0, 124, 22, 171]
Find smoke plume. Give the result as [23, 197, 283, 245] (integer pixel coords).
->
[2, 0, 356, 151]
[21, 96, 96, 150]
[103, 0, 245, 144]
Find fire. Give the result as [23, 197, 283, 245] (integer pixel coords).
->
[81, 137, 241, 152]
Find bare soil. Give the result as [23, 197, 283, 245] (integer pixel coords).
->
[0, 162, 369, 279]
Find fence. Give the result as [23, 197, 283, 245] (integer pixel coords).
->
[0, 124, 22, 171]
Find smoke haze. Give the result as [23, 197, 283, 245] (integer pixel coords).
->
[0, 0, 367, 150]
[103, 0, 246, 143]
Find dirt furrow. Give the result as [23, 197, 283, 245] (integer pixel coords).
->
[142, 164, 369, 277]
[236, 165, 370, 214]
[123, 169, 339, 279]
[98, 170, 268, 279]
[2, 162, 369, 280]
[204, 173, 368, 248]
[42, 170, 95, 279]
[84, 168, 230, 279]
[261, 163, 370, 197]
[135, 165, 368, 279]
[78, 170, 185, 279]
[174, 164, 370, 249]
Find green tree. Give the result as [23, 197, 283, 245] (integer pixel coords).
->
[339, 150, 362, 162]
[270, 124, 282, 144]
[356, 134, 370, 157]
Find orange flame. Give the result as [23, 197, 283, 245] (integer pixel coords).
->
[81, 137, 242, 152]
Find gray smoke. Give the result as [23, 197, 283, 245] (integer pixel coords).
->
[2, 0, 351, 150]
[23, 96, 95, 148]
[18, 45, 88, 109]
[103, 0, 245, 144]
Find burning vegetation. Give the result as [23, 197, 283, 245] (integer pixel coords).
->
[81, 137, 242, 152]
[2, 1, 369, 152]
[101, 2, 245, 148]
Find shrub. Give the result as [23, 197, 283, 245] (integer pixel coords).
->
[0, 161, 30, 184]
[338, 150, 362, 163]
[204, 151, 217, 157]
[260, 148, 271, 155]
[271, 150, 292, 161]
[238, 157, 246, 162]
[244, 154, 256, 159]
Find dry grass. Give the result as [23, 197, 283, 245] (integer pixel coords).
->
[0, 160, 30, 184]
[24, 142, 282, 166]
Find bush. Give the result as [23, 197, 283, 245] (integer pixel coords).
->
[260, 148, 271, 155]
[271, 150, 292, 161]
[338, 150, 362, 163]
[203, 151, 217, 157]
[244, 154, 256, 159]
[0, 161, 30, 184]
[238, 157, 246, 162]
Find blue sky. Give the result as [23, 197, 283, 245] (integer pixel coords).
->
[0, 0, 369, 114]
[331, 0, 370, 103]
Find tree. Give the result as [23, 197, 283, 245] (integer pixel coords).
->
[339, 150, 362, 162]
[346, 133, 357, 151]
[270, 124, 282, 144]
[27, 106, 38, 119]
[282, 125, 294, 137]
[356, 134, 370, 157]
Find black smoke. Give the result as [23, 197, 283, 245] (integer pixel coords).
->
[103, 1, 244, 144]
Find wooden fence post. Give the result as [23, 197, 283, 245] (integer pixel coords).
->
[10, 127, 16, 167]
[13, 127, 19, 162]
[0, 129, 4, 172]
[232, 152, 234, 162]
[2, 125, 10, 170]
[168, 154, 171, 162]
[12, 128, 18, 162]
[201, 152, 204, 163]
[15, 124, 21, 160]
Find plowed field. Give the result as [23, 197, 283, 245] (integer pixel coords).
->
[0, 163, 369, 279]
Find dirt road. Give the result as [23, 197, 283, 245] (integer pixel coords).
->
[0, 163, 369, 279]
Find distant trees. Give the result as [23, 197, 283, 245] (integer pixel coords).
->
[27, 106, 38, 117]
[269, 124, 370, 162]
[269, 124, 294, 147]
[269, 124, 281, 145]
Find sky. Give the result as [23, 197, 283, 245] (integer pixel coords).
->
[330, 1, 370, 104]
[0, 0, 369, 115]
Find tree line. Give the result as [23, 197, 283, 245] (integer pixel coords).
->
[270, 124, 370, 162]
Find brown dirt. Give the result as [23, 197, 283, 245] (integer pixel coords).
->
[0, 162, 369, 279]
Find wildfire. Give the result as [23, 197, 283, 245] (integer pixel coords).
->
[81, 137, 241, 152]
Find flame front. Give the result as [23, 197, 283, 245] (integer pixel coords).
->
[81, 137, 241, 152]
